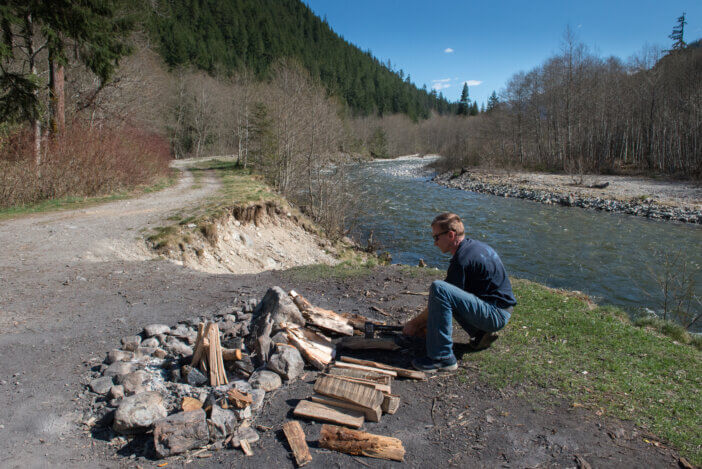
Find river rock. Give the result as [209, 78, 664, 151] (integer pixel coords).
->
[250, 388, 265, 411]
[118, 370, 149, 394]
[135, 346, 158, 358]
[153, 409, 209, 458]
[163, 336, 193, 357]
[106, 349, 133, 364]
[230, 425, 259, 448]
[267, 345, 304, 380]
[141, 337, 160, 348]
[252, 287, 304, 329]
[154, 348, 168, 359]
[103, 361, 136, 379]
[109, 385, 125, 400]
[207, 405, 237, 441]
[144, 324, 171, 337]
[248, 370, 281, 391]
[231, 379, 253, 394]
[183, 366, 208, 387]
[90, 376, 114, 395]
[113, 391, 167, 434]
[121, 335, 142, 352]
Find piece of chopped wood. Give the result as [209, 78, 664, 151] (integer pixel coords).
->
[282, 421, 313, 467]
[381, 394, 400, 414]
[293, 400, 364, 429]
[240, 439, 253, 456]
[311, 395, 382, 423]
[227, 388, 253, 409]
[339, 312, 373, 331]
[321, 373, 391, 394]
[332, 361, 397, 377]
[191, 323, 206, 366]
[328, 366, 393, 384]
[338, 337, 400, 351]
[221, 348, 242, 361]
[181, 396, 203, 412]
[319, 425, 405, 462]
[283, 323, 334, 370]
[339, 356, 426, 380]
[289, 291, 354, 336]
[314, 375, 384, 409]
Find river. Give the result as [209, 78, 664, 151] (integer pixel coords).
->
[346, 156, 702, 330]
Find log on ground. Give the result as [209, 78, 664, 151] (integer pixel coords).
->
[319, 424, 405, 462]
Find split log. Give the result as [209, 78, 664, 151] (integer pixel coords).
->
[314, 375, 384, 409]
[381, 394, 400, 414]
[283, 323, 334, 370]
[319, 424, 405, 462]
[338, 336, 400, 351]
[293, 400, 364, 428]
[321, 373, 391, 394]
[191, 322, 228, 386]
[311, 395, 382, 423]
[289, 290, 353, 336]
[328, 367, 393, 384]
[340, 356, 426, 380]
[227, 388, 253, 409]
[339, 312, 373, 331]
[282, 421, 313, 467]
[332, 361, 397, 377]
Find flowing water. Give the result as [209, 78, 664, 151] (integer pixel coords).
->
[346, 156, 702, 330]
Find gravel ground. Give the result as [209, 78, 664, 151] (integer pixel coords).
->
[0, 167, 686, 468]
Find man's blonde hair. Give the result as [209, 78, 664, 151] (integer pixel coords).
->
[431, 212, 465, 236]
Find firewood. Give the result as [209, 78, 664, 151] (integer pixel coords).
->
[340, 356, 426, 380]
[191, 323, 206, 366]
[227, 388, 253, 409]
[332, 361, 397, 377]
[310, 394, 382, 422]
[182, 396, 203, 412]
[339, 312, 372, 331]
[327, 367, 393, 384]
[283, 323, 333, 370]
[338, 336, 400, 351]
[240, 438, 253, 456]
[221, 348, 242, 361]
[289, 290, 353, 336]
[282, 421, 313, 467]
[314, 375, 384, 409]
[321, 373, 391, 394]
[208, 326, 218, 386]
[293, 400, 364, 428]
[381, 394, 400, 414]
[319, 424, 405, 462]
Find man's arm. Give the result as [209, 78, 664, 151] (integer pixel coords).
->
[403, 307, 428, 337]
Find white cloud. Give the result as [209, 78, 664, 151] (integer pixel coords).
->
[463, 80, 483, 86]
[444, 47, 454, 53]
[432, 78, 451, 83]
[432, 82, 451, 91]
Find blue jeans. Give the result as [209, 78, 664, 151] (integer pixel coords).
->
[427, 280, 511, 360]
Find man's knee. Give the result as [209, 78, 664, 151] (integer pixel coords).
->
[429, 280, 447, 298]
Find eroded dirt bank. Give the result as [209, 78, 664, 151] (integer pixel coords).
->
[0, 167, 688, 468]
[434, 168, 702, 224]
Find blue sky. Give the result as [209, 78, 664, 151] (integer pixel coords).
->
[304, 0, 702, 108]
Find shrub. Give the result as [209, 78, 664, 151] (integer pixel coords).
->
[0, 122, 172, 208]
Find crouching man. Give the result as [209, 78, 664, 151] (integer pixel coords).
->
[403, 213, 516, 372]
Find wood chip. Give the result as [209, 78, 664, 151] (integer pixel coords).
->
[227, 388, 253, 409]
[282, 421, 313, 467]
[181, 396, 203, 412]
[381, 394, 400, 414]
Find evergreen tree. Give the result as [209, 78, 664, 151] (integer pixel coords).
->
[669, 12, 687, 51]
[457, 82, 469, 116]
[470, 101, 479, 116]
[486, 91, 499, 112]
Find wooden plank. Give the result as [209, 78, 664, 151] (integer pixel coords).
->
[319, 424, 405, 462]
[338, 336, 400, 351]
[328, 367, 393, 384]
[207, 325, 218, 386]
[339, 356, 426, 380]
[310, 395, 382, 423]
[293, 400, 364, 429]
[314, 375, 384, 409]
[321, 373, 391, 394]
[332, 361, 397, 377]
[282, 421, 313, 467]
[381, 394, 400, 414]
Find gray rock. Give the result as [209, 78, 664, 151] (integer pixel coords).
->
[234, 406, 252, 420]
[144, 324, 170, 337]
[207, 405, 237, 441]
[119, 370, 149, 394]
[270, 331, 289, 345]
[113, 391, 167, 434]
[90, 376, 114, 395]
[153, 409, 209, 458]
[248, 370, 281, 391]
[141, 337, 160, 348]
[231, 380, 253, 394]
[154, 349, 168, 359]
[106, 349, 133, 364]
[109, 385, 125, 400]
[252, 287, 304, 329]
[267, 345, 304, 380]
[134, 347, 158, 358]
[185, 367, 208, 387]
[230, 425, 260, 448]
[163, 336, 193, 357]
[250, 389, 265, 411]
[103, 361, 136, 379]
[121, 335, 142, 352]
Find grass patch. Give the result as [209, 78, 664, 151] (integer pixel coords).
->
[634, 317, 700, 349]
[459, 278, 701, 464]
[0, 172, 177, 221]
[282, 260, 381, 282]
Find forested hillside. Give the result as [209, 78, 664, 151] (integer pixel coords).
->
[149, 0, 455, 119]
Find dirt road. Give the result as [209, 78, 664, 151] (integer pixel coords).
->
[0, 167, 684, 468]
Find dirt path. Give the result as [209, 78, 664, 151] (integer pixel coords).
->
[0, 165, 685, 468]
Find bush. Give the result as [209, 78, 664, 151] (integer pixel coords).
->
[0, 122, 172, 208]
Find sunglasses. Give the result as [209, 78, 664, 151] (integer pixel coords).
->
[432, 230, 451, 241]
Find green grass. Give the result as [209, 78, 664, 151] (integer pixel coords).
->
[0, 172, 177, 221]
[458, 279, 701, 465]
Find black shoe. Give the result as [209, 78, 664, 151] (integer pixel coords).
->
[469, 331, 499, 351]
[411, 355, 458, 373]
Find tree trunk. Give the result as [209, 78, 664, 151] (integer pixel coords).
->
[49, 55, 66, 135]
